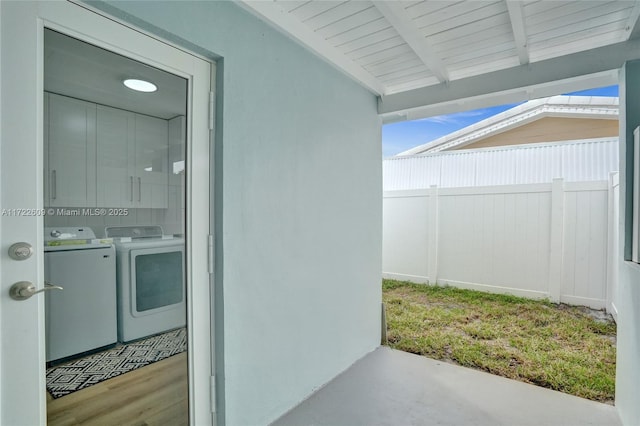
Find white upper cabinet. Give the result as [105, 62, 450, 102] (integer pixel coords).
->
[46, 93, 169, 209]
[46, 93, 97, 207]
[168, 116, 185, 189]
[96, 105, 135, 207]
[134, 114, 169, 208]
[96, 106, 169, 208]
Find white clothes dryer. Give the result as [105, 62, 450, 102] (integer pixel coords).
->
[106, 226, 185, 342]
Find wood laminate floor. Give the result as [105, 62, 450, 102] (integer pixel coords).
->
[47, 352, 188, 426]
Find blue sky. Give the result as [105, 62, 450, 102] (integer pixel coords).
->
[382, 85, 619, 158]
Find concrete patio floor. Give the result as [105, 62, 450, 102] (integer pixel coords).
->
[272, 346, 620, 426]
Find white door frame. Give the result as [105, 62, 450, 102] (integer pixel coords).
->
[0, 2, 215, 424]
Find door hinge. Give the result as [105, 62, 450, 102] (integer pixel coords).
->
[208, 234, 214, 274]
[211, 375, 217, 413]
[209, 91, 215, 131]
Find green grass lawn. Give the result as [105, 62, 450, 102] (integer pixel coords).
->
[382, 279, 617, 403]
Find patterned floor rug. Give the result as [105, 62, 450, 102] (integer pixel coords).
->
[46, 328, 187, 399]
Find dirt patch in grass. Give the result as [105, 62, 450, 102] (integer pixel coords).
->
[382, 279, 617, 404]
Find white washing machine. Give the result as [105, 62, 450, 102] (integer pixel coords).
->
[105, 226, 185, 343]
[44, 227, 117, 362]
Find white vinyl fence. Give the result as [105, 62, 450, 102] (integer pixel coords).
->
[383, 175, 620, 311]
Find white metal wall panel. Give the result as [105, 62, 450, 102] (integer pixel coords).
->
[383, 138, 619, 190]
[473, 150, 501, 186]
[383, 157, 407, 191]
[513, 143, 564, 184]
[383, 161, 402, 191]
[561, 140, 618, 182]
[415, 156, 441, 189]
[474, 149, 513, 186]
[439, 151, 477, 188]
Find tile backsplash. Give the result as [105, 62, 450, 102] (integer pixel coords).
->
[45, 178, 184, 237]
[44, 204, 184, 237]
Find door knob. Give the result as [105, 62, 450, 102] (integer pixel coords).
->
[9, 281, 63, 301]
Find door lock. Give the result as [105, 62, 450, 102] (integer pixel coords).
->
[8, 242, 34, 261]
[9, 281, 63, 301]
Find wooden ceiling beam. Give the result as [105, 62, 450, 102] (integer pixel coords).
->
[238, 1, 385, 95]
[378, 35, 635, 120]
[506, 1, 529, 65]
[373, 1, 449, 83]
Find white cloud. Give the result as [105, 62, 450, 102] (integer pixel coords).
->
[418, 108, 492, 125]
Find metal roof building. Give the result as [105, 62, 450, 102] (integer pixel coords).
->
[398, 95, 619, 155]
[385, 95, 620, 190]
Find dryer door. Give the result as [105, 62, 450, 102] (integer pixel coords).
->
[130, 246, 185, 316]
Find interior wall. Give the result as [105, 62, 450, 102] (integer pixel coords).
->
[616, 61, 640, 426]
[90, 2, 382, 425]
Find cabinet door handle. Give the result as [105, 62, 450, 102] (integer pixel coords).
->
[51, 170, 57, 200]
[130, 176, 134, 202]
[138, 177, 142, 202]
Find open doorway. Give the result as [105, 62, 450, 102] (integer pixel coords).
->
[43, 28, 189, 424]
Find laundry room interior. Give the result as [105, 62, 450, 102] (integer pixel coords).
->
[43, 28, 190, 423]
[43, 30, 186, 238]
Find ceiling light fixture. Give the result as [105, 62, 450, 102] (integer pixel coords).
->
[123, 78, 157, 93]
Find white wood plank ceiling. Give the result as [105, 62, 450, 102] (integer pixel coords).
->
[240, 1, 640, 119]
